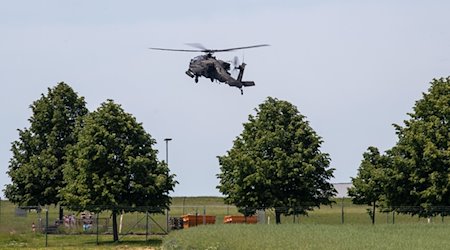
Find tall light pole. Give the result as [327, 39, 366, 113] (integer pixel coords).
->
[164, 138, 172, 165]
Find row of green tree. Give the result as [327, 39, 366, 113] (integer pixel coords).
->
[5, 82, 338, 230]
[349, 77, 450, 223]
[5, 83, 177, 241]
[8, 77, 449, 234]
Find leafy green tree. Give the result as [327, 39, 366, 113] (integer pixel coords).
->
[4, 82, 88, 207]
[348, 146, 390, 224]
[61, 100, 176, 242]
[386, 77, 450, 217]
[217, 97, 336, 224]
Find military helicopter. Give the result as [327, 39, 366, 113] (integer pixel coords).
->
[149, 43, 269, 95]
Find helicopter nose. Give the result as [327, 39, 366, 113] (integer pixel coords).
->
[185, 70, 194, 78]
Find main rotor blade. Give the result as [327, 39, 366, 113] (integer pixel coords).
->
[149, 44, 270, 53]
[185, 43, 208, 50]
[211, 44, 270, 53]
[149, 47, 203, 52]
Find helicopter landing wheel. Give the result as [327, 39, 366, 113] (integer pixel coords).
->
[195, 76, 199, 83]
[240, 89, 243, 95]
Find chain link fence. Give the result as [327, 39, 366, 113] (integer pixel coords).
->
[2, 198, 450, 247]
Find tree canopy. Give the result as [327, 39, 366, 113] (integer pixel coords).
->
[385, 77, 450, 217]
[61, 100, 176, 241]
[4, 82, 88, 206]
[348, 146, 390, 223]
[217, 97, 335, 223]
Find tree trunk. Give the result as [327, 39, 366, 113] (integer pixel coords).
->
[275, 210, 281, 224]
[372, 201, 376, 225]
[112, 210, 118, 242]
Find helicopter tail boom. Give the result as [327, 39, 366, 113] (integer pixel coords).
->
[228, 62, 255, 93]
[236, 63, 246, 82]
[228, 80, 255, 95]
[241, 81, 255, 87]
[228, 80, 255, 88]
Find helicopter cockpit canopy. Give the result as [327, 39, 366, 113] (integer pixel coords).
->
[190, 55, 207, 64]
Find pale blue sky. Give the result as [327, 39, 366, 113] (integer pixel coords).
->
[1, 0, 450, 197]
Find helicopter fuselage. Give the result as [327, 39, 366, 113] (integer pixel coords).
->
[184, 54, 255, 95]
[186, 54, 233, 83]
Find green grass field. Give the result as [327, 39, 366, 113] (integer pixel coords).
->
[1, 197, 450, 249]
[162, 223, 450, 250]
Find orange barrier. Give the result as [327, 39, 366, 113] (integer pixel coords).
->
[182, 215, 216, 228]
[223, 215, 257, 224]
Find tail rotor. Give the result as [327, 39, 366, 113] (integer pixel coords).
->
[232, 56, 240, 69]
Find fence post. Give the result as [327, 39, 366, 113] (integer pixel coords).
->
[96, 213, 99, 245]
[195, 209, 198, 227]
[203, 206, 206, 225]
[38, 206, 42, 232]
[45, 209, 48, 247]
[392, 210, 395, 224]
[146, 211, 149, 241]
[341, 197, 345, 224]
[166, 209, 169, 233]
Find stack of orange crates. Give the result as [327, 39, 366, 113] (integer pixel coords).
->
[182, 215, 216, 228]
[223, 215, 257, 224]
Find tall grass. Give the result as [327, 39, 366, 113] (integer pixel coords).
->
[0, 233, 162, 249]
[162, 223, 450, 250]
